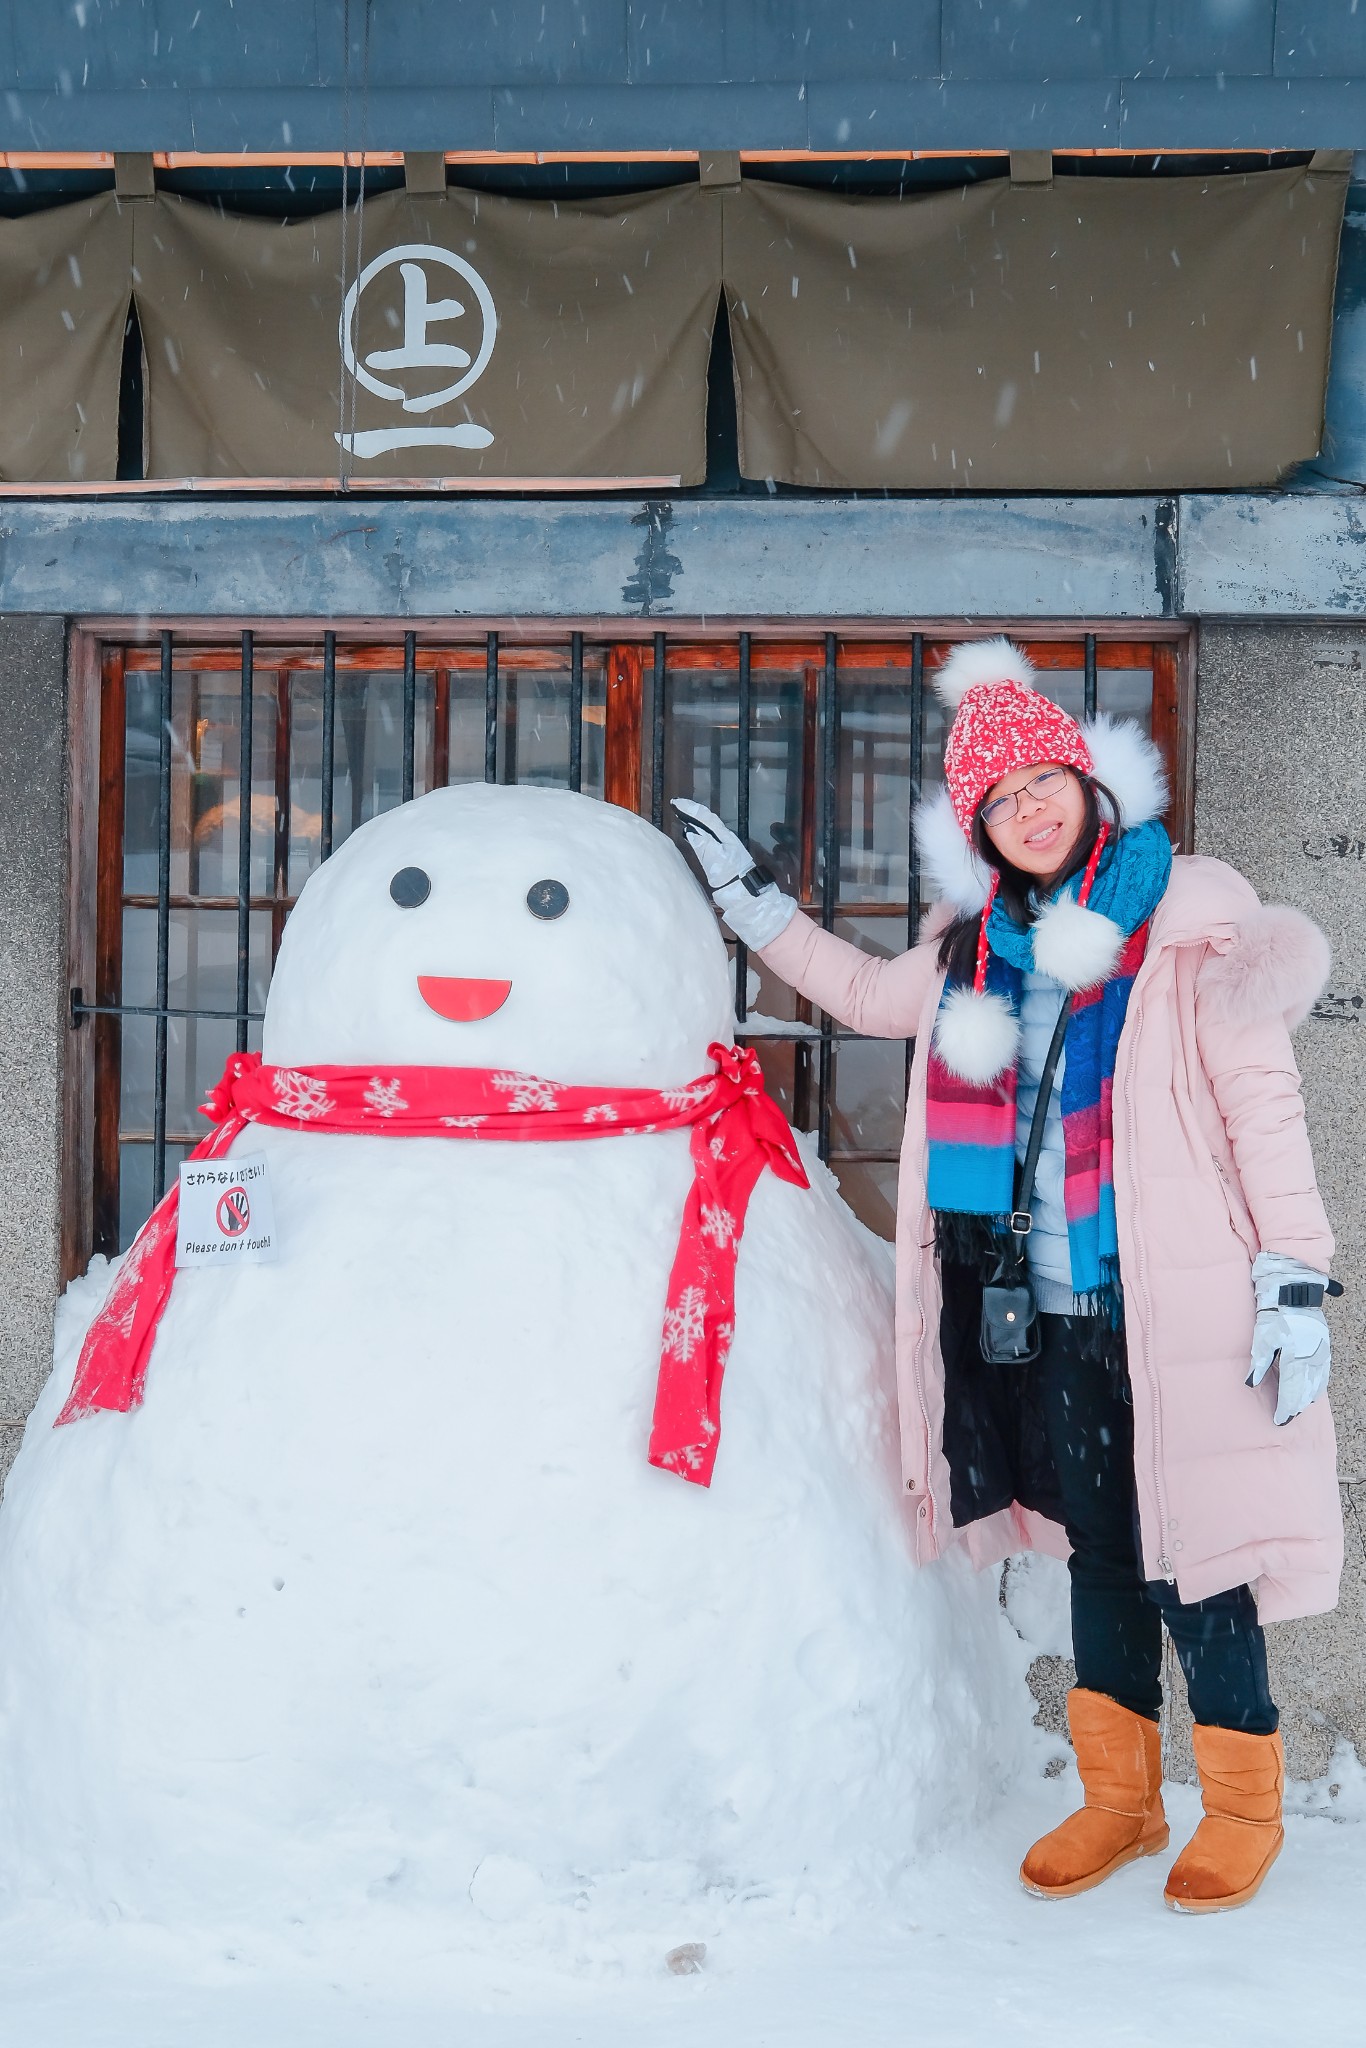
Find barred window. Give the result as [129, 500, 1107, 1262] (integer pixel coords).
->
[67, 627, 1190, 1262]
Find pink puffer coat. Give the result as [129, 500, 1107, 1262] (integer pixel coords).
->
[760, 854, 1342, 1624]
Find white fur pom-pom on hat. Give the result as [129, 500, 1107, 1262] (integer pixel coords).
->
[1031, 896, 1127, 993]
[932, 635, 1038, 711]
[931, 985, 1021, 1085]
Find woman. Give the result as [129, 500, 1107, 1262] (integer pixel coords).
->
[675, 636, 1341, 1915]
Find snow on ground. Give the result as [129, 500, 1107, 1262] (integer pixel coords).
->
[0, 1772, 1362, 2047]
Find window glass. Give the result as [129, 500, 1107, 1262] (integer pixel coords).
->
[102, 636, 1165, 1250]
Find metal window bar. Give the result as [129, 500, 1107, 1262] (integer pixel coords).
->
[151, 629, 173, 1203]
[401, 630, 416, 803]
[484, 631, 499, 783]
[320, 630, 337, 861]
[1084, 631, 1098, 719]
[651, 630, 667, 829]
[906, 630, 924, 1101]
[271, 663, 293, 963]
[236, 630, 255, 1055]
[568, 631, 584, 793]
[733, 629, 751, 1028]
[817, 631, 839, 1162]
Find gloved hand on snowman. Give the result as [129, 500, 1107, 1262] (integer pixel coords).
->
[673, 798, 798, 949]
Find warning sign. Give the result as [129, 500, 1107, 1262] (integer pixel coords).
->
[175, 1152, 277, 1268]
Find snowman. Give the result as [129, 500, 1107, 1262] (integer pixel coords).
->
[0, 785, 1027, 1935]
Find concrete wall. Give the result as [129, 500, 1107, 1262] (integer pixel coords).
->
[0, 617, 68, 1488]
[1194, 622, 1366, 1780]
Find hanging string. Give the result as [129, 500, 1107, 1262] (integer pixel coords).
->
[337, 0, 353, 486]
[344, 0, 374, 484]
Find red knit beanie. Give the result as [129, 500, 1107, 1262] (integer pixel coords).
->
[937, 637, 1093, 837]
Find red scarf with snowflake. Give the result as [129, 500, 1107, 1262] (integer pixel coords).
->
[58, 1044, 808, 1486]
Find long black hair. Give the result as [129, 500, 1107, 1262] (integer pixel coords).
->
[936, 771, 1121, 985]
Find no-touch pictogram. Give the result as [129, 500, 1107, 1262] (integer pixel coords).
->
[215, 1186, 251, 1238]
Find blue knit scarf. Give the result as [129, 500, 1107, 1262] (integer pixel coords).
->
[927, 819, 1173, 1316]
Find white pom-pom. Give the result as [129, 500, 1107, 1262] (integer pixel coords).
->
[1082, 714, 1168, 830]
[933, 635, 1036, 712]
[932, 986, 1021, 1084]
[1033, 897, 1125, 991]
[914, 785, 992, 914]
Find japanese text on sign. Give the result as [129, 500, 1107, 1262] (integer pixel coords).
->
[175, 1152, 277, 1268]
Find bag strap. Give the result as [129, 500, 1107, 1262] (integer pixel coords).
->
[1009, 992, 1074, 1254]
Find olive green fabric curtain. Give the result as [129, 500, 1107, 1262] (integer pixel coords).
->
[0, 194, 132, 484]
[0, 164, 1348, 488]
[722, 163, 1349, 490]
[135, 185, 723, 485]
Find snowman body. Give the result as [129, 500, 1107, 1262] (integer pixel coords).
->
[0, 787, 1025, 1929]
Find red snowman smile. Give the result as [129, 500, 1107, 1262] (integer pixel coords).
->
[417, 975, 512, 1022]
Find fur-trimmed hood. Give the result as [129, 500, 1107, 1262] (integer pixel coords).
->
[922, 854, 1330, 1022]
[915, 713, 1170, 917]
[1158, 858, 1331, 1031]
[921, 850, 1329, 1082]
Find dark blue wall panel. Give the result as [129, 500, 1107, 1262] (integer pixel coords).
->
[493, 80, 806, 149]
[366, 3, 626, 88]
[1275, 6, 1366, 79]
[1116, 2, 1277, 79]
[0, 1, 1361, 151]
[742, 2, 941, 82]
[806, 77, 1122, 147]
[941, 0, 1123, 81]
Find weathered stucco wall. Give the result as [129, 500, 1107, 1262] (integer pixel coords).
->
[1195, 621, 1366, 1780]
[0, 616, 68, 1487]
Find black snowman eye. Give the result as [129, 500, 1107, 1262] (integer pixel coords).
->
[526, 878, 570, 920]
[390, 867, 431, 909]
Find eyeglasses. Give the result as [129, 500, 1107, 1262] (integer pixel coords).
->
[979, 765, 1070, 828]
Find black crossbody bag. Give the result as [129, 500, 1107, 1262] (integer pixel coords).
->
[979, 994, 1074, 1366]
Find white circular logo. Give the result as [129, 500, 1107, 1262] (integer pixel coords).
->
[339, 243, 498, 417]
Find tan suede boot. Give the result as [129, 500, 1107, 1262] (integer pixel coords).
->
[1020, 1688, 1169, 1899]
[1164, 1724, 1285, 1914]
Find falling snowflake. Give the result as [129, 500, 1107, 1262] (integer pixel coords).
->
[662, 1286, 708, 1363]
[699, 1202, 737, 1249]
[661, 1082, 711, 1113]
[491, 1072, 560, 1113]
[364, 1076, 408, 1119]
[441, 1114, 487, 1129]
[271, 1069, 335, 1122]
[583, 1103, 619, 1123]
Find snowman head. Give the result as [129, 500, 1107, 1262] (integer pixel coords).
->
[263, 785, 735, 1087]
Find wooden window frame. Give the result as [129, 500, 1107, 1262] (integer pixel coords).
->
[62, 620, 1195, 1279]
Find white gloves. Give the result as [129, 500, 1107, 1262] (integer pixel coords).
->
[1248, 1252, 1336, 1427]
[673, 798, 798, 949]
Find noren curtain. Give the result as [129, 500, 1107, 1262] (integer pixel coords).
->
[0, 163, 1347, 489]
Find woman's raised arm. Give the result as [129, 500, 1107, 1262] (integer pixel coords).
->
[673, 796, 945, 1043]
[758, 913, 944, 1042]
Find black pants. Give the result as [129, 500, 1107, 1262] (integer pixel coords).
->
[1037, 1312, 1279, 1736]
